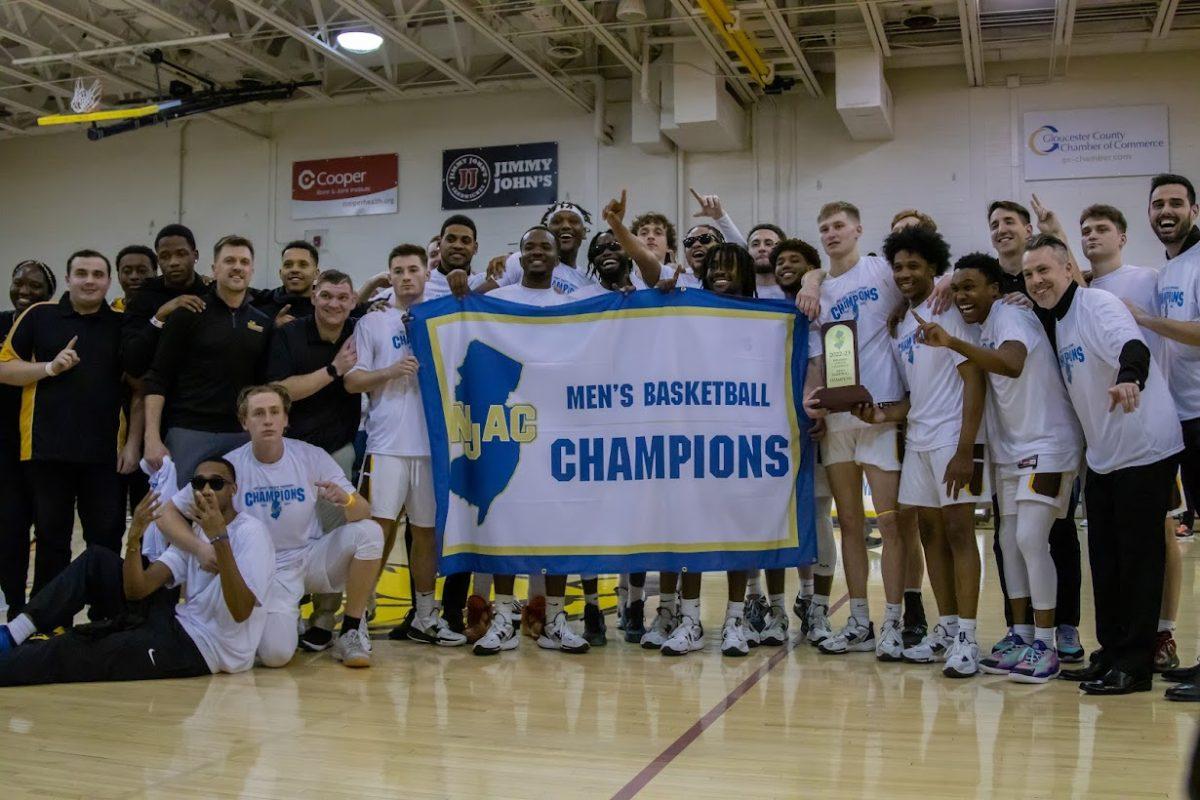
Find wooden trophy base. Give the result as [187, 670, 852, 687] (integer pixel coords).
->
[812, 385, 873, 414]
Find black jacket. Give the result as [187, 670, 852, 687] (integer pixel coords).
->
[121, 273, 208, 378]
[142, 289, 271, 433]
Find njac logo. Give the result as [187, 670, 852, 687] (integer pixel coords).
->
[297, 168, 368, 191]
[1029, 124, 1060, 155]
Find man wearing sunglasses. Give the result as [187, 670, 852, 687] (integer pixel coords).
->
[0, 458, 275, 685]
[155, 383, 383, 669]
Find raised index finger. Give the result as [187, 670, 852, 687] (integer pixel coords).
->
[912, 312, 927, 327]
[66, 335, 78, 349]
[689, 187, 704, 206]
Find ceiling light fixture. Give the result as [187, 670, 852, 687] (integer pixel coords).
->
[336, 30, 383, 54]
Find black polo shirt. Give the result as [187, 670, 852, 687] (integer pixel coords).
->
[0, 295, 123, 464]
[252, 286, 314, 321]
[143, 289, 271, 433]
[121, 272, 208, 378]
[264, 315, 359, 453]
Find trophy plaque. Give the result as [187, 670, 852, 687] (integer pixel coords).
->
[813, 320, 873, 412]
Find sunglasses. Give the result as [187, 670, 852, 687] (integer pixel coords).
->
[593, 241, 622, 255]
[190, 475, 228, 492]
[683, 233, 718, 249]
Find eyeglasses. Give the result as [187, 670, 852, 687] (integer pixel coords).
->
[593, 242, 622, 255]
[683, 234, 718, 249]
[190, 475, 228, 492]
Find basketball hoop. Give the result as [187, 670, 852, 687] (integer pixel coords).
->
[69, 78, 102, 114]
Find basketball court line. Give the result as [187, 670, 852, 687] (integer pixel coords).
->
[611, 592, 851, 799]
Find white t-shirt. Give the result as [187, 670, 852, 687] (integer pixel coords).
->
[809, 256, 906, 432]
[892, 297, 975, 452]
[756, 282, 786, 300]
[1156, 247, 1200, 420]
[488, 283, 606, 306]
[979, 302, 1083, 471]
[628, 263, 702, 290]
[500, 252, 599, 295]
[1055, 287, 1182, 473]
[1091, 264, 1162, 356]
[155, 513, 275, 674]
[170, 438, 353, 555]
[140, 456, 178, 561]
[350, 305, 429, 457]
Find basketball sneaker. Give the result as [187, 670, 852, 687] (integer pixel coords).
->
[943, 632, 979, 678]
[538, 611, 591, 653]
[1155, 630, 1180, 672]
[1056, 624, 1085, 663]
[662, 615, 704, 656]
[818, 619, 875, 654]
[408, 613, 468, 647]
[473, 609, 519, 655]
[806, 602, 833, 646]
[902, 623, 954, 663]
[979, 631, 1029, 675]
[387, 607, 417, 641]
[583, 603, 607, 647]
[793, 593, 812, 634]
[641, 605, 676, 649]
[624, 599, 647, 643]
[745, 595, 770, 634]
[1009, 640, 1060, 684]
[332, 624, 372, 668]
[875, 618, 904, 662]
[298, 626, 334, 652]
[902, 592, 927, 648]
[721, 617, 751, 657]
[759, 608, 789, 647]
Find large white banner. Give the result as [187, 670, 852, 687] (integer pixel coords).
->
[408, 290, 817, 575]
[1023, 105, 1169, 181]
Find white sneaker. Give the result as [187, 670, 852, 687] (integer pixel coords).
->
[332, 626, 371, 668]
[943, 632, 980, 678]
[902, 623, 954, 663]
[640, 605, 676, 649]
[875, 618, 904, 662]
[817, 619, 875, 655]
[759, 608, 789, 647]
[661, 615, 704, 656]
[721, 616, 750, 657]
[743, 615, 762, 648]
[408, 613, 468, 647]
[537, 611, 590, 653]
[473, 609, 519, 655]
[806, 603, 833, 646]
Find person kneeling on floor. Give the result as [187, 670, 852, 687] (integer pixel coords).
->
[0, 458, 274, 686]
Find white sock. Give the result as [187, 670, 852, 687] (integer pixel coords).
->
[585, 591, 598, 607]
[660, 592, 677, 614]
[850, 598, 870, 625]
[746, 572, 763, 597]
[727, 600, 745, 620]
[1035, 626, 1054, 646]
[414, 590, 435, 620]
[472, 573, 493, 598]
[527, 572, 546, 600]
[1014, 624, 1034, 644]
[7, 613, 35, 645]
[813, 593, 830, 609]
[1160, 618, 1177, 633]
[629, 583, 645, 603]
[495, 593, 517, 614]
[800, 578, 814, 597]
[958, 618, 977, 641]
[546, 596, 565, 621]
[884, 602, 902, 623]
[768, 593, 785, 612]
[680, 597, 700, 622]
[939, 615, 959, 635]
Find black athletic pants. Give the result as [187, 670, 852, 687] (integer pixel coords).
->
[400, 523, 471, 618]
[992, 481, 1082, 627]
[1177, 418, 1200, 526]
[0, 546, 205, 686]
[23, 460, 123, 599]
[0, 448, 36, 618]
[1085, 456, 1177, 679]
[117, 468, 151, 520]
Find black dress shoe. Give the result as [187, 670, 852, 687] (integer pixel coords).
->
[1080, 669, 1152, 696]
[1162, 661, 1200, 684]
[1165, 683, 1200, 702]
[1060, 661, 1109, 682]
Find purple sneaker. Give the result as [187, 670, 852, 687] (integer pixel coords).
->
[1009, 640, 1060, 684]
[979, 631, 1028, 675]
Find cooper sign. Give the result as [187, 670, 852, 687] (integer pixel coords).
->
[442, 141, 557, 210]
[291, 153, 398, 220]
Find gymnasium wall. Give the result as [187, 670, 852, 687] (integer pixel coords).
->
[1, 51, 1197, 300]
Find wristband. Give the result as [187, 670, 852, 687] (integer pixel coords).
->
[150, 316, 165, 329]
[326, 363, 339, 379]
[209, 534, 230, 545]
[44, 362, 55, 376]
[343, 493, 356, 509]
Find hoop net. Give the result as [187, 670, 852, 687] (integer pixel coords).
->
[69, 78, 102, 114]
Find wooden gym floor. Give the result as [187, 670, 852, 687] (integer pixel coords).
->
[2, 527, 1198, 799]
